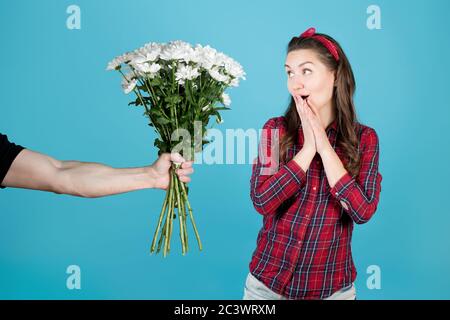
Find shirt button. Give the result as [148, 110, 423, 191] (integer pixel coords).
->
[335, 192, 339, 196]
[312, 186, 317, 191]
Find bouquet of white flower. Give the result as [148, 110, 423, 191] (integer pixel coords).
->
[107, 40, 246, 256]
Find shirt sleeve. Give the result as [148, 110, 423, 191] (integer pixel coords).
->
[250, 118, 307, 216]
[0, 133, 25, 189]
[330, 127, 382, 224]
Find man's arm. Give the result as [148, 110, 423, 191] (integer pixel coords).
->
[1, 149, 193, 197]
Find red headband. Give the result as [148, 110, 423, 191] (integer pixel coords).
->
[299, 27, 339, 62]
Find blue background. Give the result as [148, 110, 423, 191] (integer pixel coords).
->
[1, 0, 449, 299]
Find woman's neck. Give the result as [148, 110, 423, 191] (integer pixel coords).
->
[319, 104, 337, 129]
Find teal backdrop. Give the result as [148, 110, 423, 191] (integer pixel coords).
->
[1, 0, 449, 299]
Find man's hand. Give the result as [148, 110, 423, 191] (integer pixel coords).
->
[2, 149, 195, 197]
[147, 153, 194, 190]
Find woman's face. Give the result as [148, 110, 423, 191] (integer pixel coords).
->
[285, 49, 336, 111]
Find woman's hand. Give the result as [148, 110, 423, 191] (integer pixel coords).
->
[294, 95, 316, 154]
[148, 153, 194, 190]
[304, 99, 332, 155]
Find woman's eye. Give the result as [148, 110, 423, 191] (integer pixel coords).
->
[286, 69, 311, 77]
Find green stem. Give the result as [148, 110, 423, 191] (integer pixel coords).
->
[150, 188, 169, 253]
[156, 219, 166, 254]
[163, 174, 174, 257]
[167, 171, 176, 254]
[142, 77, 158, 107]
[180, 194, 188, 250]
[118, 69, 149, 113]
[179, 181, 202, 251]
[173, 166, 186, 254]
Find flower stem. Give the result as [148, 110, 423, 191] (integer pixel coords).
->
[179, 181, 202, 251]
[179, 191, 188, 250]
[163, 173, 174, 257]
[150, 188, 169, 253]
[173, 168, 186, 255]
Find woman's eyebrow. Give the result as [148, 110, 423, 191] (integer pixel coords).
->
[284, 61, 314, 68]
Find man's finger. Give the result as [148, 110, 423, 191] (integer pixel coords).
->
[170, 152, 186, 164]
[179, 176, 191, 183]
[160, 153, 171, 161]
[181, 161, 193, 169]
[177, 167, 194, 176]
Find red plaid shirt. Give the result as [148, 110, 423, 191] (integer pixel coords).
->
[249, 116, 382, 300]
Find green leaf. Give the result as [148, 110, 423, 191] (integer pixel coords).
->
[156, 117, 171, 125]
[154, 138, 169, 153]
[213, 106, 231, 111]
[164, 95, 182, 105]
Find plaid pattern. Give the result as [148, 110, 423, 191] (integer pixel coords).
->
[249, 116, 382, 299]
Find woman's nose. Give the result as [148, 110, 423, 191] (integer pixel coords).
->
[293, 80, 304, 91]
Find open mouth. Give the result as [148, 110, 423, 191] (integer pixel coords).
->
[300, 95, 309, 100]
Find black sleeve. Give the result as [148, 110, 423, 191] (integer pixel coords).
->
[0, 133, 25, 189]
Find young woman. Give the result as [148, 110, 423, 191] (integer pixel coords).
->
[244, 27, 382, 300]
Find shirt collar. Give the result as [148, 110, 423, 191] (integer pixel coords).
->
[326, 118, 338, 134]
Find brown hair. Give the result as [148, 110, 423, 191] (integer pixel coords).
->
[280, 32, 361, 177]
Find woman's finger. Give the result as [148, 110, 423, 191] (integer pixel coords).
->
[305, 99, 319, 116]
[297, 96, 306, 113]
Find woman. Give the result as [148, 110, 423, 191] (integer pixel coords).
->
[244, 27, 382, 300]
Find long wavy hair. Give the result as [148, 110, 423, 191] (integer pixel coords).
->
[280, 32, 361, 177]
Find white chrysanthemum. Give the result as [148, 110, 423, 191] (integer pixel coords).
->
[121, 73, 137, 94]
[189, 45, 205, 65]
[133, 62, 161, 76]
[208, 66, 229, 83]
[133, 62, 150, 73]
[224, 58, 246, 80]
[148, 62, 162, 74]
[109, 40, 246, 97]
[229, 77, 240, 87]
[160, 40, 193, 61]
[106, 57, 121, 71]
[214, 52, 228, 67]
[221, 93, 231, 106]
[133, 43, 161, 64]
[106, 52, 132, 70]
[175, 63, 200, 85]
[122, 51, 137, 64]
[196, 44, 218, 70]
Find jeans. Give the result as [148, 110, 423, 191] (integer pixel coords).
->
[242, 272, 356, 300]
